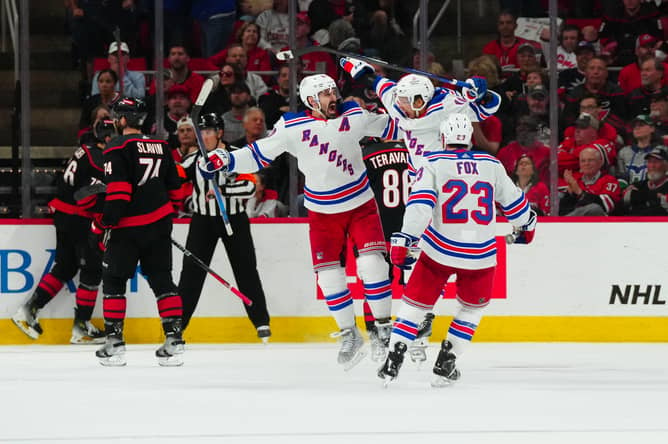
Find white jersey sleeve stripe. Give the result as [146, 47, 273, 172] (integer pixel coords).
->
[406, 190, 437, 208]
[501, 194, 530, 220]
[249, 142, 273, 168]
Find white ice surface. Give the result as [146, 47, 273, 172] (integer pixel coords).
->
[1, 343, 667, 443]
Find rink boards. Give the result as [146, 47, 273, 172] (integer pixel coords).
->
[0, 217, 667, 344]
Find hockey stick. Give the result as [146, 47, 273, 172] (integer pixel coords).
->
[171, 238, 253, 306]
[190, 78, 234, 236]
[73, 183, 107, 201]
[276, 47, 470, 90]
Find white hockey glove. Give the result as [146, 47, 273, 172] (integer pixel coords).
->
[197, 148, 230, 180]
[461, 76, 488, 103]
[512, 209, 537, 244]
[340, 57, 374, 80]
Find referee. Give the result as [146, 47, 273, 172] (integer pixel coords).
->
[178, 113, 271, 342]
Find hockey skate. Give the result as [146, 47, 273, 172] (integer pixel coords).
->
[156, 319, 185, 367]
[331, 327, 366, 371]
[96, 336, 127, 366]
[431, 340, 460, 387]
[11, 303, 43, 340]
[370, 318, 391, 362]
[256, 325, 271, 344]
[378, 342, 408, 387]
[409, 313, 435, 364]
[70, 319, 106, 344]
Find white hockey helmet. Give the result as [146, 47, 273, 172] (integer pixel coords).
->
[394, 74, 435, 112]
[440, 113, 473, 149]
[299, 74, 339, 111]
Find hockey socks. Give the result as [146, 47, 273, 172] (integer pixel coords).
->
[362, 279, 392, 320]
[446, 305, 484, 357]
[388, 300, 432, 350]
[324, 289, 355, 329]
[102, 294, 127, 331]
[33, 273, 64, 309]
[74, 283, 99, 321]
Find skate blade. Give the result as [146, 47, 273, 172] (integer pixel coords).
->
[342, 349, 368, 372]
[260, 337, 270, 345]
[11, 317, 39, 340]
[430, 375, 456, 388]
[382, 375, 396, 388]
[70, 335, 106, 345]
[158, 355, 184, 367]
[370, 348, 388, 363]
[98, 355, 127, 367]
[409, 347, 427, 364]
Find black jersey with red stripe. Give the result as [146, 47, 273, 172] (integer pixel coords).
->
[362, 140, 410, 240]
[102, 134, 182, 228]
[49, 143, 105, 218]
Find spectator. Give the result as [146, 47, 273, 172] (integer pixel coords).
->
[148, 44, 205, 104]
[559, 147, 622, 216]
[256, 0, 290, 54]
[622, 148, 668, 215]
[514, 84, 551, 146]
[80, 68, 120, 129]
[259, 65, 293, 129]
[292, 12, 337, 79]
[308, 0, 348, 34]
[503, 43, 541, 100]
[562, 56, 626, 136]
[222, 82, 253, 143]
[173, 116, 199, 162]
[558, 41, 596, 97]
[562, 94, 619, 146]
[558, 112, 617, 176]
[512, 155, 550, 215]
[91, 42, 145, 98]
[352, 0, 409, 62]
[497, 116, 551, 186]
[617, 114, 663, 186]
[482, 10, 538, 74]
[599, 0, 661, 66]
[156, 85, 192, 150]
[225, 44, 269, 100]
[231, 107, 267, 147]
[209, 23, 272, 80]
[245, 171, 286, 218]
[627, 58, 665, 118]
[201, 62, 242, 117]
[67, 0, 112, 85]
[617, 34, 665, 94]
[539, 23, 580, 70]
[191, 0, 237, 57]
[650, 87, 668, 144]
[472, 115, 503, 155]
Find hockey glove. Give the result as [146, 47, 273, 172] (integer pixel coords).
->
[390, 232, 419, 270]
[197, 148, 230, 180]
[339, 57, 374, 80]
[461, 76, 488, 103]
[89, 217, 111, 252]
[513, 209, 537, 244]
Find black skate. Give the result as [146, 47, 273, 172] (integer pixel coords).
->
[431, 340, 460, 387]
[11, 302, 43, 340]
[378, 342, 408, 387]
[409, 313, 435, 364]
[256, 325, 271, 344]
[331, 327, 366, 371]
[156, 318, 185, 366]
[96, 321, 126, 366]
[70, 319, 106, 344]
[370, 318, 391, 362]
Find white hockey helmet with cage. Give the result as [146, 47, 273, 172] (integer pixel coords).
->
[299, 74, 339, 111]
[440, 113, 473, 149]
[394, 74, 435, 112]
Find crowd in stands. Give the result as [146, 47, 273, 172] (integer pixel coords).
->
[63, 0, 668, 218]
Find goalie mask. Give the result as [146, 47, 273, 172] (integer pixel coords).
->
[299, 74, 340, 115]
[394, 74, 434, 113]
[440, 113, 473, 150]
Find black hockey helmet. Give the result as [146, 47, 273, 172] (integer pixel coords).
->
[111, 97, 148, 129]
[198, 113, 224, 131]
[93, 119, 117, 142]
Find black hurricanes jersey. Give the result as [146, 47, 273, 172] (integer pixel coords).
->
[362, 139, 410, 239]
[102, 134, 182, 228]
[49, 143, 105, 218]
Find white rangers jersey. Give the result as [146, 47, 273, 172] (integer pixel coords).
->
[402, 149, 531, 270]
[374, 77, 501, 176]
[227, 101, 392, 214]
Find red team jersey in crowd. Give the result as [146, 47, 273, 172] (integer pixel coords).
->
[557, 138, 617, 175]
[482, 38, 538, 72]
[558, 171, 622, 214]
[523, 181, 550, 216]
[497, 141, 551, 186]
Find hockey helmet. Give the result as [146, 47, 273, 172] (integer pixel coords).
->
[394, 74, 434, 112]
[93, 118, 117, 142]
[111, 97, 148, 129]
[198, 113, 224, 131]
[440, 113, 473, 149]
[299, 74, 339, 111]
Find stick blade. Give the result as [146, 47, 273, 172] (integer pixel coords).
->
[195, 78, 214, 107]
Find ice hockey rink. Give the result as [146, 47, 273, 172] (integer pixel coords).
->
[0, 342, 667, 444]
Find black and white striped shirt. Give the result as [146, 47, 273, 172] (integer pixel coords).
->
[181, 146, 256, 217]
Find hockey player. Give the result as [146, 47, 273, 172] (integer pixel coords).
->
[93, 97, 185, 367]
[178, 113, 271, 342]
[339, 57, 502, 175]
[199, 74, 396, 369]
[11, 119, 115, 344]
[378, 114, 537, 387]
